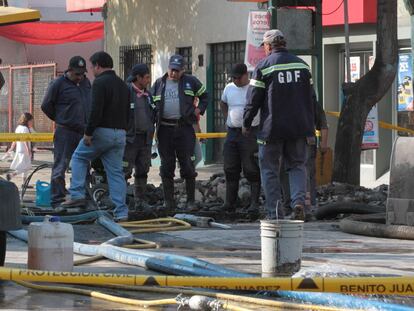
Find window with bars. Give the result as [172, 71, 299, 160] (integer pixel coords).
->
[119, 44, 153, 82]
[176, 47, 193, 74]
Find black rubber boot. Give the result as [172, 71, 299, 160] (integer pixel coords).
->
[223, 180, 239, 213]
[185, 178, 198, 211]
[293, 204, 305, 221]
[247, 181, 261, 214]
[134, 178, 151, 209]
[162, 178, 176, 215]
[0, 231, 6, 266]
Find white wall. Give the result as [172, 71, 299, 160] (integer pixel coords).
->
[4, 0, 104, 79]
[26, 40, 104, 80]
[0, 37, 27, 65]
[106, 0, 257, 83]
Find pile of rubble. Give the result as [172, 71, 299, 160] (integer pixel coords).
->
[127, 175, 388, 219]
[317, 182, 388, 208]
[132, 173, 263, 213]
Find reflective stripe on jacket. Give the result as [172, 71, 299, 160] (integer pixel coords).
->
[244, 48, 315, 142]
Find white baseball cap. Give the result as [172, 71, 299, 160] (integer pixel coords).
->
[260, 29, 285, 46]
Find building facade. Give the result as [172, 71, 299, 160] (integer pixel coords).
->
[1, 0, 103, 79]
[105, 0, 411, 185]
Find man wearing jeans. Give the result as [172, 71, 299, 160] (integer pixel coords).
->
[244, 29, 314, 220]
[62, 51, 130, 221]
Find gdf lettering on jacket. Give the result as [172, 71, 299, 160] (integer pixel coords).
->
[244, 48, 315, 142]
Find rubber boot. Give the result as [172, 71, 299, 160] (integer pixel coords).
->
[293, 204, 305, 221]
[185, 177, 198, 212]
[162, 178, 176, 215]
[223, 180, 239, 213]
[133, 177, 156, 219]
[247, 181, 261, 214]
[134, 178, 151, 209]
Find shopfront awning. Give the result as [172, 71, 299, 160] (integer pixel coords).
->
[0, 21, 103, 44]
[66, 0, 106, 12]
[0, 6, 41, 26]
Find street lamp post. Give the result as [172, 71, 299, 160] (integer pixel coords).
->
[269, 0, 277, 29]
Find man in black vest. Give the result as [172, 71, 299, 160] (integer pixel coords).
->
[124, 64, 156, 211]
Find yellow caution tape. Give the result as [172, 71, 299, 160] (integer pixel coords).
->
[1, 112, 412, 142]
[197, 132, 227, 139]
[1, 267, 414, 295]
[0, 132, 228, 142]
[326, 111, 414, 136]
[0, 133, 54, 142]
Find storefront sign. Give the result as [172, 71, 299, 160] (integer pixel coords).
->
[397, 53, 413, 112]
[245, 11, 270, 71]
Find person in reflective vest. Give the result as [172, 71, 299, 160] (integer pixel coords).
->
[151, 55, 208, 213]
[124, 64, 156, 212]
[244, 29, 315, 220]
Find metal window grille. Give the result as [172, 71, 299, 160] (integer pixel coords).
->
[176, 47, 193, 74]
[0, 63, 56, 147]
[119, 44, 153, 82]
[0, 64, 55, 133]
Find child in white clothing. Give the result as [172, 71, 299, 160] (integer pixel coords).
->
[6, 113, 34, 185]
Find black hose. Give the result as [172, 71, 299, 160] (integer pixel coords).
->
[315, 202, 385, 220]
[21, 163, 52, 200]
[340, 213, 414, 240]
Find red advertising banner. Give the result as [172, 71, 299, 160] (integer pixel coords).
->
[245, 11, 270, 71]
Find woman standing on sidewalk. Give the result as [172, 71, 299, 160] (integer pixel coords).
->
[6, 113, 35, 186]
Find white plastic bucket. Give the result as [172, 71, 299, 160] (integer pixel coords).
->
[260, 220, 304, 276]
[28, 216, 74, 271]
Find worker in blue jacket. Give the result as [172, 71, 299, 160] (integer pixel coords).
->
[124, 64, 156, 211]
[244, 29, 315, 220]
[151, 55, 208, 213]
[41, 56, 91, 209]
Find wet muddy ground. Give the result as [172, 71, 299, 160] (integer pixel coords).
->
[1, 151, 414, 309]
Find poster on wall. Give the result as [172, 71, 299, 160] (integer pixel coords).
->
[397, 53, 414, 112]
[344, 56, 361, 83]
[245, 11, 270, 72]
[362, 104, 379, 150]
[350, 56, 361, 82]
[362, 55, 379, 149]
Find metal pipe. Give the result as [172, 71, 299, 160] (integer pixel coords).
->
[344, 0, 351, 83]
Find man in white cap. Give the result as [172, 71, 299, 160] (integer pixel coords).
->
[244, 29, 315, 220]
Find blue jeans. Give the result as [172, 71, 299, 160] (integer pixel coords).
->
[69, 128, 128, 218]
[259, 138, 307, 219]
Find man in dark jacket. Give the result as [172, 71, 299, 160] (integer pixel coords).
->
[124, 64, 156, 210]
[152, 55, 208, 212]
[62, 51, 130, 221]
[41, 56, 91, 209]
[244, 29, 315, 220]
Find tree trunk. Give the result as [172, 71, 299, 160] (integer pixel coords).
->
[332, 0, 398, 185]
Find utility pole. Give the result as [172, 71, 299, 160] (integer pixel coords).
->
[344, 0, 351, 82]
[269, 0, 277, 28]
